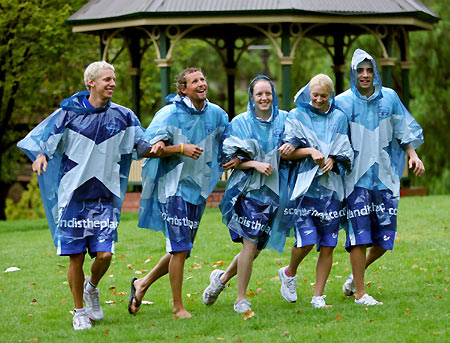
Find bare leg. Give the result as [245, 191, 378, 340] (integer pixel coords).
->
[366, 245, 387, 269]
[169, 251, 191, 318]
[314, 246, 333, 296]
[236, 239, 258, 302]
[68, 253, 85, 309]
[90, 251, 112, 285]
[350, 245, 367, 300]
[287, 244, 314, 276]
[221, 249, 261, 284]
[129, 253, 171, 313]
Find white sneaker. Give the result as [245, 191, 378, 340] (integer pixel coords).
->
[83, 281, 104, 321]
[234, 299, 252, 313]
[202, 269, 226, 305]
[342, 274, 356, 296]
[355, 294, 383, 306]
[311, 295, 329, 308]
[73, 309, 92, 330]
[278, 267, 297, 303]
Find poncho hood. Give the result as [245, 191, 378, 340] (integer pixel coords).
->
[60, 90, 111, 114]
[247, 75, 280, 123]
[165, 93, 210, 115]
[350, 49, 383, 101]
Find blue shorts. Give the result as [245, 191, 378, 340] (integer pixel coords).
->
[227, 195, 276, 250]
[345, 187, 398, 251]
[162, 196, 204, 256]
[293, 196, 341, 249]
[56, 199, 117, 258]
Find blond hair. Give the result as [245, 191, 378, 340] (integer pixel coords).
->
[309, 73, 334, 94]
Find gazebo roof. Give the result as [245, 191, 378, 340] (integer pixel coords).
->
[67, 0, 439, 31]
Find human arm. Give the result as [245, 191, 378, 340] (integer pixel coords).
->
[404, 143, 425, 176]
[140, 141, 204, 160]
[236, 160, 274, 176]
[281, 147, 325, 166]
[32, 154, 48, 175]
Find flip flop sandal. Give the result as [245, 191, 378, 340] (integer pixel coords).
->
[128, 277, 141, 315]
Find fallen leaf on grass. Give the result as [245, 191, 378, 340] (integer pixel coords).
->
[119, 254, 126, 259]
[256, 288, 262, 293]
[30, 299, 37, 304]
[247, 291, 255, 297]
[297, 310, 302, 315]
[412, 264, 419, 269]
[28, 338, 38, 342]
[109, 286, 116, 290]
[377, 286, 383, 290]
[235, 339, 242, 343]
[317, 332, 323, 337]
[61, 299, 67, 303]
[336, 315, 343, 321]
[103, 329, 109, 334]
[436, 295, 442, 299]
[405, 308, 410, 313]
[26, 314, 33, 318]
[127, 264, 133, 270]
[213, 261, 226, 266]
[62, 281, 68, 285]
[281, 330, 289, 336]
[29, 282, 36, 286]
[144, 258, 152, 264]
[216, 338, 225, 341]
[271, 276, 280, 281]
[57, 271, 64, 274]
[135, 270, 143, 275]
[56, 263, 65, 268]
[142, 300, 154, 305]
[243, 310, 255, 320]
[186, 276, 193, 280]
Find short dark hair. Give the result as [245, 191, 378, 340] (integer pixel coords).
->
[176, 67, 205, 96]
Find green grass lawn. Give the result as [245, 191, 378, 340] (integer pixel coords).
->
[0, 195, 448, 342]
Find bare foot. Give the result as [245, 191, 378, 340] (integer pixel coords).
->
[173, 309, 192, 319]
[129, 279, 145, 314]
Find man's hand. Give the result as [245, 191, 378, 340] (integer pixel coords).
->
[32, 154, 47, 175]
[183, 144, 203, 160]
[149, 141, 166, 157]
[409, 156, 425, 176]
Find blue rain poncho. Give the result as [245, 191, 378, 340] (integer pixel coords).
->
[137, 95, 228, 239]
[17, 90, 144, 246]
[219, 75, 288, 251]
[336, 49, 423, 198]
[335, 49, 424, 237]
[270, 82, 353, 251]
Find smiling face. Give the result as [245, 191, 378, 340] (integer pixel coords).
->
[181, 71, 208, 110]
[356, 60, 375, 96]
[309, 84, 331, 112]
[252, 79, 273, 118]
[88, 68, 116, 105]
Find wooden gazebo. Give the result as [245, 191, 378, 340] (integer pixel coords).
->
[67, 0, 439, 117]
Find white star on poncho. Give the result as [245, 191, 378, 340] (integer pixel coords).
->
[58, 129, 125, 209]
[346, 118, 399, 196]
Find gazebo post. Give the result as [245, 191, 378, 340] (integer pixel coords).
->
[225, 34, 236, 118]
[158, 28, 171, 106]
[333, 32, 346, 95]
[128, 34, 142, 117]
[281, 24, 292, 111]
[381, 26, 395, 88]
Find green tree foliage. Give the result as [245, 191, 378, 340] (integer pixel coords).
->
[5, 174, 44, 219]
[409, 0, 449, 194]
[0, 0, 97, 219]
